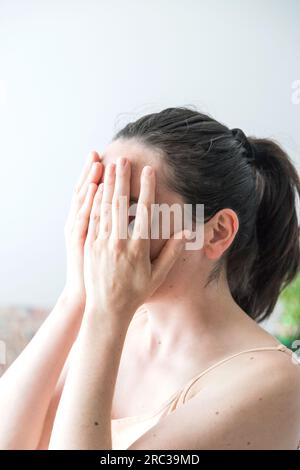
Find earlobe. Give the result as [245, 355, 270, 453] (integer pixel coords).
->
[204, 242, 223, 260]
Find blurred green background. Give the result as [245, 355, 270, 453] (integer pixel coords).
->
[276, 273, 300, 352]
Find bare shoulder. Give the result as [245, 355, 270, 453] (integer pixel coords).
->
[237, 345, 300, 397]
[200, 347, 300, 449]
[128, 345, 300, 450]
[215, 345, 300, 447]
[202, 345, 300, 424]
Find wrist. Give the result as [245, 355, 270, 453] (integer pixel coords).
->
[82, 303, 132, 334]
[57, 287, 86, 315]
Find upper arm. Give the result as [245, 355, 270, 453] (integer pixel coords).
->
[127, 354, 300, 450]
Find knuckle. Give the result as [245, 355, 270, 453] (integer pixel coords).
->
[129, 244, 141, 260]
[103, 206, 111, 217]
[91, 212, 100, 222]
[111, 237, 123, 254]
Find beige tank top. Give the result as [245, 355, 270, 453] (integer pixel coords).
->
[111, 343, 300, 450]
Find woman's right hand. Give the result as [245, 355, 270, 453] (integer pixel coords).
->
[62, 151, 103, 310]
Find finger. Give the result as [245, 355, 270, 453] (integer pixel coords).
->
[99, 163, 116, 239]
[68, 161, 103, 224]
[151, 230, 190, 288]
[74, 183, 98, 241]
[87, 183, 104, 241]
[77, 161, 103, 206]
[131, 166, 155, 247]
[75, 151, 101, 193]
[112, 157, 131, 240]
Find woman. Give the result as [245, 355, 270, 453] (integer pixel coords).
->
[0, 107, 300, 450]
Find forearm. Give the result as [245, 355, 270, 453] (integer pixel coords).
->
[0, 291, 83, 449]
[49, 308, 128, 450]
[36, 341, 75, 449]
[0, 152, 103, 450]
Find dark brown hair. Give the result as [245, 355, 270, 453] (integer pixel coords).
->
[113, 107, 300, 322]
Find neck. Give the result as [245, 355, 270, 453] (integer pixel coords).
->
[140, 255, 247, 358]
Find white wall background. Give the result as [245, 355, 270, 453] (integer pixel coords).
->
[0, 0, 299, 308]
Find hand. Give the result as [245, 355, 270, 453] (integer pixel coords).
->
[83, 157, 189, 327]
[62, 151, 103, 309]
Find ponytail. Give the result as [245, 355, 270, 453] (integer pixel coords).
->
[228, 137, 300, 321]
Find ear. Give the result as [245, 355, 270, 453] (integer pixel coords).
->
[203, 209, 239, 260]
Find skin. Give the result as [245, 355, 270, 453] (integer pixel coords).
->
[0, 151, 103, 449]
[1, 140, 300, 450]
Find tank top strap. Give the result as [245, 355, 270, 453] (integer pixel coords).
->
[169, 343, 296, 408]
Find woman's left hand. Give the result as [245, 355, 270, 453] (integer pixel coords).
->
[83, 156, 188, 327]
